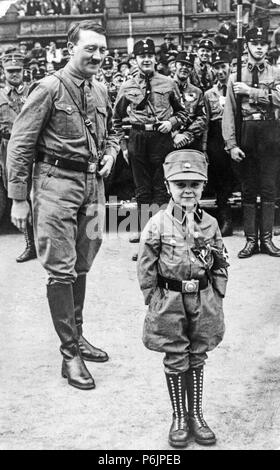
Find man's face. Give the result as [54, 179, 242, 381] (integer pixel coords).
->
[168, 61, 176, 75]
[168, 180, 205, 212]
[102, 67, 113, 78]
[68, 29, 107, 78]
[213, 62, 230, 82]
[136, 53, 156, 74]
[34, 42, 41, 50]
[246, 40, 268, 61]
[165, 39, 171, 46]
[120, 64, 129, 76]
[4, 68, 23, 87]
[197, 47, 211, 63]
[175, 61, 193, 81]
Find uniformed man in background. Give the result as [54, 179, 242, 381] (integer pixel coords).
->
[7, 20, 119, 390]
[191, 38, 216, 93]
[172, 50, 206, 152]
[100, 55, 119, 105]
[222, 26, 280, 258]
[203, 50, 234, 237]
[113, 38, 187, 259]
[0, 50, 36, 262]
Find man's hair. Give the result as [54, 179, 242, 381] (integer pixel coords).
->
[68, 20, 106, 44]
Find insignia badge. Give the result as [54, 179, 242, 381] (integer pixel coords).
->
[219, 95, 226, 108]
[184, 92, 196, 102]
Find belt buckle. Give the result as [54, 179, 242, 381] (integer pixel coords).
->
[252, 113, 262, 121]
[182, 279, 199, 294]
[145, 124, 154, 131]
[87, 162, 96, 173]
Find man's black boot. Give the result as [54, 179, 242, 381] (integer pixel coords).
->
[16, 223, 37, 263]
[73, 275, 109, 362]
[47, 282, 95, 390]
[165, 373, 189, 448]
[260, 202, 280, 256]
[218, 205, 233, 237]
[238, 204, 259, 258]
[185, 367, 216, 446]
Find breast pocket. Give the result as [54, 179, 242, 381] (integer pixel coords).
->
[53, 101, 84, 139]
[153, 89, 170, 109]
[95, 105, 107, 143]
[161, 235, 186, 264]
[126, 91, 144, 106]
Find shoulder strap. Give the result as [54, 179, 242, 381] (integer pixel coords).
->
[53, 71, 100, 156]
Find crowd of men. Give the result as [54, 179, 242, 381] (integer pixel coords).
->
[15, 0, 105, 16]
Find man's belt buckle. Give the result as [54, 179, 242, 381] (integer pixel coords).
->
[145, 124, 154, 131]
[252, 113, 262, 121]
[182, 279, 199, 294]
[87, 162, 96, 173]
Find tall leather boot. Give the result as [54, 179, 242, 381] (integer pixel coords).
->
[185, 367, 216, 446]
[73, 274, 109, 362]
[218, 205, 233, 237]
[165, 373, 189, 448]
[47, 282, 95, 390]
[129, 205, 141, 244]
[238, 204, 259, 259]
[260, 202, 280, 256]
[16, 222, 37, 263]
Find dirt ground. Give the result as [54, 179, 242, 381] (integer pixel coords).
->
[1, 214, 280, 451]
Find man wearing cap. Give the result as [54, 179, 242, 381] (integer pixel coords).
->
[7, 20, 119, 390]
[137, 149, 228, 448]
[222, 26, 280, 258]
[100, 55, 118, 105]
[172, 51, 206, 152]
[191, 38, 216, 93]
[203, 50, 234, 237]
[159, 33, 178, 57]
[0, 51, 36, 262]
[114, 38, 187, 258]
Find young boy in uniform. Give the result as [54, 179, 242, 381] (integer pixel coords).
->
[137, 149, 229, 448]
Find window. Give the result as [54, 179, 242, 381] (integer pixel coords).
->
[122, 0, 144, 14]
[197, 0, 219, 13]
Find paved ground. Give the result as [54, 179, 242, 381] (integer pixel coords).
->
[1, 210, 280, 450]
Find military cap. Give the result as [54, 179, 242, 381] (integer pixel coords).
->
[101, 55, 114, 69]
[176, 51, 195, 67]
[245, 27, 269, 44]
[164, 33, 174, 40]
[167, 54, 177, 64]
[2, 51, 24, 70]
[163, 150, 208, 181]
[212, 50, 230, 66]
[117, 58, 130, 71]
[133, 39, 155, 56]
[198, 38, 214, 51]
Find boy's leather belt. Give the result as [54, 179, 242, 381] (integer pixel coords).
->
[132, 123, 160, 131]
[37, 152, 97, 173]
[158, 274, 208, 293]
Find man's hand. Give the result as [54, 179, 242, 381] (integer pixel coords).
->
[230, 147, 246, 162]
[158, 121, 172, 134]
[11, 200, 31, 232]
[98, 154, 114, 178]
[173, 133, 190, 149]
[233, 82, 251, 96]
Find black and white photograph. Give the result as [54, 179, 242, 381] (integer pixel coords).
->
[1, 0, 280, 453]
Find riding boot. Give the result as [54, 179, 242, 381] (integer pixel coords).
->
[73, 274, 109, 362]
[185, 367, 216, 445]
[259, 202, 280, 256]
[238, 203, 259, 259]
[218, 205, 233, 237]
[16, 222, 37, 263]
[129, 205, 141, 243]
[165, 373, 189, 448]
[47, 282, 95, 390]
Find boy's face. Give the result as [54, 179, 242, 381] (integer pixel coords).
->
[168, 179, 205, 212]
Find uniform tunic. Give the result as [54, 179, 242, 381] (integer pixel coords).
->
[137, 200, 228, 373]
[222, 61, 280, 204]
[191, 58, 216, 94]
[7, 62, 119, 284]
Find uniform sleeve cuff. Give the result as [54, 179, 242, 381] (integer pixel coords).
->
[225, 140, 237, 152]
[105, 148, 118, 162]
[8, 183, 28, 200]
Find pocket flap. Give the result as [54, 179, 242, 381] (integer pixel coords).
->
[54, 102, 76, 115]
[96, 106, 107, 116]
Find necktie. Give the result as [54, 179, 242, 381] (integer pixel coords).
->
[222, 84, 227, 97]
[136, 74, 152, 111]
[83, 80, 96, 115]
[251, 65, 259, 88]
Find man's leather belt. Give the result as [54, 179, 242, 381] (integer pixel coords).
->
[158, 274, 208, 294]
[37, 153, 97, 173]
[243, 113, 275, 121]
[132, 123, 159, 131]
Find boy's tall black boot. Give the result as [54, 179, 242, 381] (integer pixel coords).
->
[165, 373, 189, 448]
[260, 202, 280, 256]
[238, 203, 259, 258]
[47, 282, 95, 390]
[73, 274, 108, 362]
[16, 222, 37, 263]
[218, 205, 233, 237]
[185, 367, 216, 445]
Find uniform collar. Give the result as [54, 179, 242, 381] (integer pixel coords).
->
[4, 83, 25, 95]
[167, 200, 203, 225]
[64, 62, 90, 87]
[247, 60, 266, 73]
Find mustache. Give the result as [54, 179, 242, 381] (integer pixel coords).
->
[89, 58, 101, 65]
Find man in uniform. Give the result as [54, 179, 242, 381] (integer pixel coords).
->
[7, 20, 119, 389]
[172, 51, 206, 152]
[203, 50, 234, 237]
[100, 55, 118, 105]
[0, 51, 36, 262]
[191, 38, 216, 94]
[159, 33, 178, 57]
[222, 26, 280, 257]
[113, 39, 187, 258]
